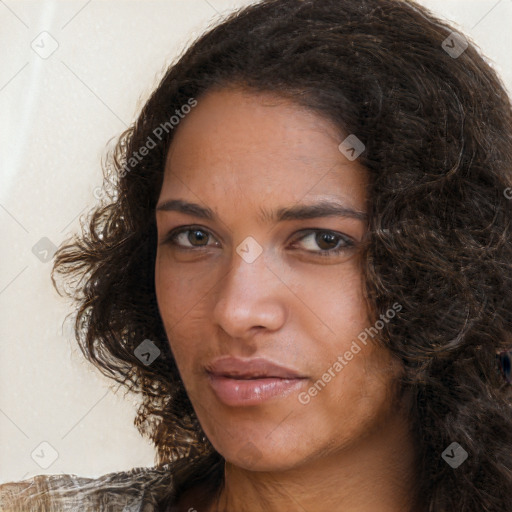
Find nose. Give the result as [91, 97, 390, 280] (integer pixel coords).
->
[212, 246, 287, 339]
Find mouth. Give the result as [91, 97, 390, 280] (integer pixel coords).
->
[204, 356, 306, 380]
[206, 372, 307, 406]
[204, 356, 308, 406]
[214, 373, 298, 379]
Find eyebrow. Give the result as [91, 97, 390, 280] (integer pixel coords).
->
[155, 199, 367, 223]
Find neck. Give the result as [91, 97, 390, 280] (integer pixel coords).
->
[209, 411, 419, 512]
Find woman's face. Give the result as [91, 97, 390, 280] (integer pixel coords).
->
[155, 87, 403, 471]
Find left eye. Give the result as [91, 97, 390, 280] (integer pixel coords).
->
[291, 230, 354, 256]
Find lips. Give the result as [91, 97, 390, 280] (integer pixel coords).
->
[205, 356, 307, 406]
[205, 356, 306, 379]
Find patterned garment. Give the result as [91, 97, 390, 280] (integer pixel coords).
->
[0, 462, 176, 511]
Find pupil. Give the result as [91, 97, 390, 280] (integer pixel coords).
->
[190, 230, 208, 245]
[317, 232, 337, 250]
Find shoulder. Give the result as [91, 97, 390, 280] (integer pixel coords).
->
[0, 461, 176, 511]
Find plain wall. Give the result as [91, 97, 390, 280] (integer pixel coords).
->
[1, 0, 511, 482]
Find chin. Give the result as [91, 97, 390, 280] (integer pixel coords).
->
[211, 435, 307, 472]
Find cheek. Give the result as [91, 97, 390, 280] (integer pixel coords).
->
[308, 344, 401, 447]
[155, 258, 192, 364]
[292, 260, 382, 404]
[155, 253, 211, 323]
[288, 258, 369, 336]
[329, 279, 368, 327]
[155, 254, 216, 368]
[155, 251, 225, 308]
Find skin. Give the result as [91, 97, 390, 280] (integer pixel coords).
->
[154, 87, 418, 512]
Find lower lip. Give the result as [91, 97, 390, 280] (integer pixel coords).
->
[207, 373, 306, 406]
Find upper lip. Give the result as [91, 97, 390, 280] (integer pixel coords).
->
[205, 356, 306, 379]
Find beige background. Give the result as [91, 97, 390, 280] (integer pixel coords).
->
[1, 0, 511, 482]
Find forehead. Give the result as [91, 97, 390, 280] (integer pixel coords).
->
[161, 87, 367, 208]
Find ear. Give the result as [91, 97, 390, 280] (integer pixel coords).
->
[496, 349, 512, 384]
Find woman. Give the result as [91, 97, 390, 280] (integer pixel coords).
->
[1, 0, 512, 510]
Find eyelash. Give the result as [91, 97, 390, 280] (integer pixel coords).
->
[161, 225, 355, 258]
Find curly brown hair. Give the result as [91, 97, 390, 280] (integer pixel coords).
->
[50, 0, 512, 510]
